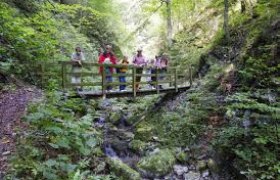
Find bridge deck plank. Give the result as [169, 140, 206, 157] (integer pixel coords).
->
[75, 86, 191, 99]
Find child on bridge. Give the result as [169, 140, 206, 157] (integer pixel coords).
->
[118, 56, 129, 91]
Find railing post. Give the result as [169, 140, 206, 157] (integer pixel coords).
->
[169, 69, 172, 87]
[40, 62, 45, 88]
[102, 65, 106, 99]
[189, 65, 193, 87]
[175, 69, 178, 92]
[185, 71, 188, 86]
[132, 66, 136, 97]
[156, 68, 159, 94]
[61, 62, 65, 90]
[81, 63, 83, 90]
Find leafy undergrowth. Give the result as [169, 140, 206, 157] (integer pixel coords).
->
[0, 1, 121, 87]
[206, 1, 280, 179]
[214, 91, 280, 179]
[139, 1, 280, 179]
[5, 91, 115, 180]
[137, 62, 230, 149]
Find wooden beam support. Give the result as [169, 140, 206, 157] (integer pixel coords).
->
[102, 65, 106, 99]
[133, 66, 136, 97]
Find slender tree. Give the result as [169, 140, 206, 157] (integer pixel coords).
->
[241, 0, 246, 13]
[166, 0, 172, 48]
[160, 0, 172, 48]
[223, 0, 230, 44]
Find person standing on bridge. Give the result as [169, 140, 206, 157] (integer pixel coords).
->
[158, 53, 169, 89]
[118, 56, 129, 91]
[71, 46, 85, 91]
[151, 55, 161, 89]
[98, 45, 117, 91]
[133, 48, 147, 91]
[146, 59, 155, 89]
[98, 47, 103, 56]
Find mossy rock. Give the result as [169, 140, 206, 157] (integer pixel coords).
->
[120, 131, 135, 141]
[137, 149, 176, 177]
[129, 140, 148, 155]
[176, 151, 190, 164]
[95, 161, 106, 173]
[207, 158, 219, 172]
[107, 158, 141, 180]
[135, 124, 153, 141]
[106, 136, 128, 153]
[109, 111, 122, 125]
[197, 160, 207, 172]
[92, 147, 104, 156]
[125, 116, 137, 126]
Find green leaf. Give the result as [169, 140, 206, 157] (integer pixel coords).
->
[253, 137, 268, 145]
[45, 159, 57, 167]
[48, 143, 59, 149]
[45, 126, 63, 134]
[86, 137, 96, 148]
[56, 138, 71, 149]
[43, 170, 58, 180]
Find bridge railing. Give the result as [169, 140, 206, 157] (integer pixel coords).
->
[59, 61, 193, 97]
[15, 61, 61, 88]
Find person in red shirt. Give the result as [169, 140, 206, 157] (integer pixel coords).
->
[98, 45, 117, 91]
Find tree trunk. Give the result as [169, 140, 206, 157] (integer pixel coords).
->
[166, 0, 172, 48]
[0, 72, 8, 83]
[60, 0, 78, 4]
[241, 0, 246, 13]
[224, 0, 230, 44]
[248, 0, 254, 17]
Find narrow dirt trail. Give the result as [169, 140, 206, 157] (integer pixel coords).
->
[0, 86, 42, 177]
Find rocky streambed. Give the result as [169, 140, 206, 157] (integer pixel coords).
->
[93, 97, 239, 180]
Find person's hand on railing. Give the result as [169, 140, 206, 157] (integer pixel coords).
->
[161, 64, 167, 69]
[71, 59, 82, 66]
[133, 64, 139, 68]
[156, 66, 161, 70]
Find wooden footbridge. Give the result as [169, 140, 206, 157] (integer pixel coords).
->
[40, 61, 193, 99]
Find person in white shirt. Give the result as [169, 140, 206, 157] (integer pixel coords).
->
[71, 47, 85, 90]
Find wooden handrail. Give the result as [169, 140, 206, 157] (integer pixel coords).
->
[27, 61, 194, 97]
[58, 61, 179, 71]
[175, 69, 178, 92]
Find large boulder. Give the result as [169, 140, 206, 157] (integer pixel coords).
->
[197, 160, 207, 172]
[109, 111, 122, 125]
[135, 123, 153, 141]
[107, 158, 141, 180]
[207, 158, 219, 172]
[176, 151, 190, 164]
[137, 149, 176, 177]
[183, 171, 200, 180]
[129, 140, 148, 155]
